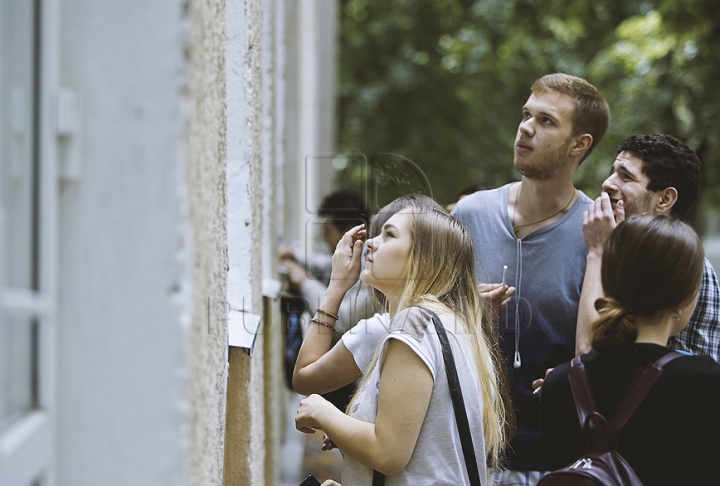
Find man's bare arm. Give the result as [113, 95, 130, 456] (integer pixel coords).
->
[576, 251, 604, 355]
[576, 194, 624, 355]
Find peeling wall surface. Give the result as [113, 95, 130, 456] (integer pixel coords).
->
[223, 0, 267, 484]
[56, 0, 193, 484]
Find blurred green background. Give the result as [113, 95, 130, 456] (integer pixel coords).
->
[334, 0, 720, 231]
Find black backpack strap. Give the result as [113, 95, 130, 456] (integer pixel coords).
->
[568, 355, 613, 450]
[568, 350, 684, 451]
[567, 356, 599, 432]
[608, 351, 683, 445]
[420, 307, 483, 486]
[372, 469, 384, 486]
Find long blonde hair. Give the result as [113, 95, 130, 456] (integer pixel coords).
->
[349, 205, 513, 470]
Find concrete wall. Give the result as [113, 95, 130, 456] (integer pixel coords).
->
[56, 0, 193, 484]
[222, 0, 297, 483]
[185, 0, 230, 485]
[223, 0, 266, 483]
[260, 0, 285, 483]
[284, 1, 338, 251]
[49, 0, 328, 483]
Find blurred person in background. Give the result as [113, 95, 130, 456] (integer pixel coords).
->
[280, 189, 375, 410]
[446, 183, 494, 213]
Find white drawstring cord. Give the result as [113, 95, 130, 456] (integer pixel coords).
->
[513, 237, 523, 369]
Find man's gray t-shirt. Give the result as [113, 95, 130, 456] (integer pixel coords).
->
[453, 183, 591, 470]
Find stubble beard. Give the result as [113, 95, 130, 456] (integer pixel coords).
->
[624, 191, 656, 217]
[514, 138, 573, 180]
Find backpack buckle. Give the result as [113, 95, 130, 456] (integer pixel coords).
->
[570, 458, 593, 470]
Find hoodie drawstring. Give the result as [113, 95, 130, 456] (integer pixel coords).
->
[513, 237, 523, 369]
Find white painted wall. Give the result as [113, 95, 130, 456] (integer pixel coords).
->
[281, 0, 300, 249]
[55, 0, 201, 484]
[224, 0, 268, 483]
[12, 0, 333, 483]
[287, 1, 338, 253]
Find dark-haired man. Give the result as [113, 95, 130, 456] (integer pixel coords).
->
[453, 73, 610, 485]
[577, 134, 719, 361]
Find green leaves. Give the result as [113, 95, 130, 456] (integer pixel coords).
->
[337, 0, 720, 218]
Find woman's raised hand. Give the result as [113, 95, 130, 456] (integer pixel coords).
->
[328, 224, 366, 294]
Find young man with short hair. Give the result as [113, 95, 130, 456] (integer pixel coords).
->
[577, 134, 720, 360]
[453, 73, 610, 484]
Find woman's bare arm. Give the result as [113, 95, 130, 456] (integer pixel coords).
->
[296, 339, 433, 475]
[292, 225, 366, 395]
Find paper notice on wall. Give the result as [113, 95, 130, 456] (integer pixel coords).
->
[262, 278, 282, 299]
[227, 305, 262, 356]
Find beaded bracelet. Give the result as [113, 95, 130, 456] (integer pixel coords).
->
[311, 317, 336, 332]
[316, 307, 340, 321]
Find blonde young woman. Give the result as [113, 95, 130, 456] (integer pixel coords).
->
[295, 204, 512, 485]
[292, 195, 443, 400]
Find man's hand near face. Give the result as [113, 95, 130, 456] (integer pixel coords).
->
[582, 191, 625, 256]
[576, 192, 625, 355]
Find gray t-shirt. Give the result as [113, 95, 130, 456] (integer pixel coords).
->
[453, 183, 591, 470]
[341, 307, 490, 485]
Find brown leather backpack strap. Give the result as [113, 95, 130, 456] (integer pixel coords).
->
[568, 355, 615, 450]
[568, 356, 599, 430]
[608, 351, 684, 447]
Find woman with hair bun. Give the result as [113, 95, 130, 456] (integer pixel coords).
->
[541, 214, 720, 485]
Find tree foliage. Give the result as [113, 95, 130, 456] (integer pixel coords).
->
[336, 0, 720, 224]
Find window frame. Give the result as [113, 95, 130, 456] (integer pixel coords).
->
[0, 0, 58, 483]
